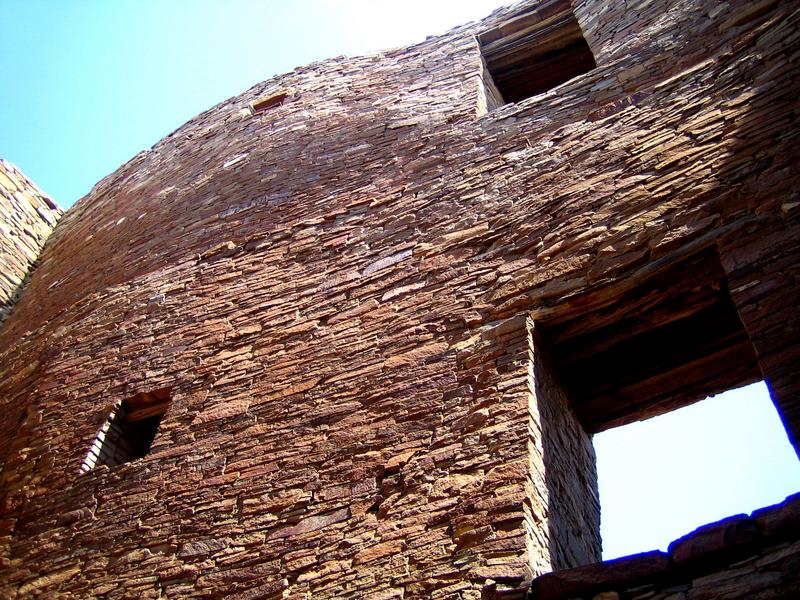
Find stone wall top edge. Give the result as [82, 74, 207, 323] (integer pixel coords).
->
[62, 0, 535, 218]
[0, 159, 63, 213]
[530, 492, 800, 599]
[0, 159, 64, 329]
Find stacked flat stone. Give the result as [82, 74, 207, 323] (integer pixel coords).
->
[530, 492, 800, 600]
[0, 0, 798, 598]
[0, 160, 62, 324]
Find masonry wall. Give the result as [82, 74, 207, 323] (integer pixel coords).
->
[0, 160, 62, 325]
[530, 493, 800, 600]
[1, 0, 799, 598]
[528, 322, 599, 574]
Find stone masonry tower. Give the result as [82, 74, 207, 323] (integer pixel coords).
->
[1, 0, 799, 598]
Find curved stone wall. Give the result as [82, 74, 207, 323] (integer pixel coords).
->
[1, 0, 798, 598]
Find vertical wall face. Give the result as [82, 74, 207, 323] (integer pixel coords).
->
[719, 218, 800, 455]
[1, 0, 799, 598]
[0, 160, 62, 325]
[526, 321, 600, 575]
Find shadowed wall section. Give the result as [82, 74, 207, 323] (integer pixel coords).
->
[527, 321, 600, 573]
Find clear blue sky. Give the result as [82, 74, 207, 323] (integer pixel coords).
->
[595, 382, 800, 558]
[0, 0, 505, 207]
[2, 0, 798, 562]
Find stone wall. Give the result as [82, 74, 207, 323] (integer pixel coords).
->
[0, 160, 62, 324]
[528, 322, 600, 574]
[530, 493, 800, 600]
[1, 0, 798, 598]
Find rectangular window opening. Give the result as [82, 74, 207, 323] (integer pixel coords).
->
[594, 380, 800, 560]
[250, 92, 287, 114]
[478, 4, 596, 110]
[542, 249, 763, 433]
[533, 247, 799, 571]
[80, 387, 171, 473]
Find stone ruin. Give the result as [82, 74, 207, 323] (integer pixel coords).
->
[0, 160, 62, 326]
[1, 0, 799, 597]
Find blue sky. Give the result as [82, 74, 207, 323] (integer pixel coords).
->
[0, 0, 505, 207]
[2, 0, 798, 561]
[595, 381, 799, 558]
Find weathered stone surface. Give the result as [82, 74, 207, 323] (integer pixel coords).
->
[0, 160, 62, 325]
[668, 514, 760, 567]
[752, 491, 800, 541]
[529, 551, 670, 599]
[1, 0, 799, 598]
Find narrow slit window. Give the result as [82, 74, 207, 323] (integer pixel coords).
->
[81, 388, 171, 472]
[478, 4, 596, 109]
[250, 92, 287, 114]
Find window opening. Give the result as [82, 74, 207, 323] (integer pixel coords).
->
[594, 381, 800, 559]
[540, 249, 761, 434]
[80, 388, 171, 472]
[532, 247, 798, 569]
[478, 3, 596, 109]
[250, 92, 287, 114]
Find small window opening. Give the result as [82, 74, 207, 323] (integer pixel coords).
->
[80, 388, 171, 472]
[595, 381, 800, 559]
[250, 92, 287, 114]
[478, 5, 596, 108]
